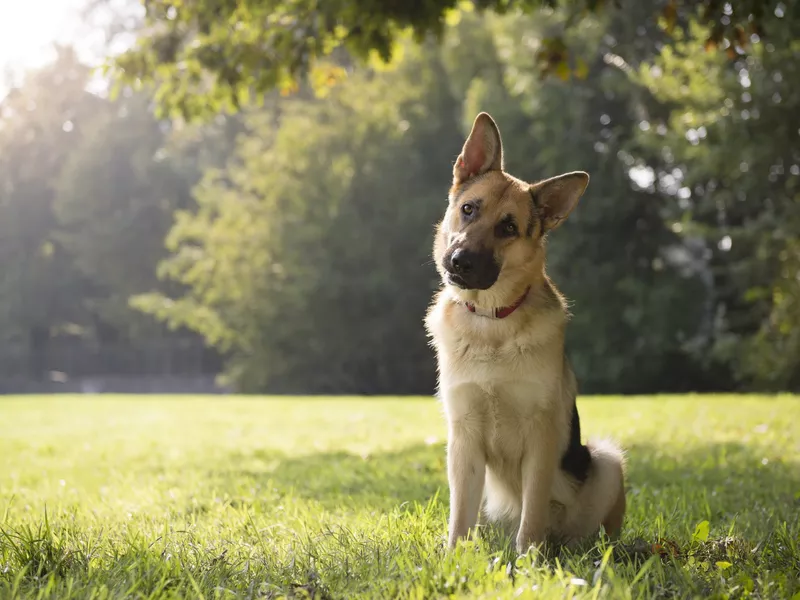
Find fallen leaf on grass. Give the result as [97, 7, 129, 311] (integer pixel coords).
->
[691, 520, 710, 543]
[652, 538, 681, 558]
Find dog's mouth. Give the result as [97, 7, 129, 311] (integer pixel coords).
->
[444, 269, 498, 291]
[445, 272, 469, 289]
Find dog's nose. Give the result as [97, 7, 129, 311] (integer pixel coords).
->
[445, 248, 500, 289]
[450, 249, 472, 274]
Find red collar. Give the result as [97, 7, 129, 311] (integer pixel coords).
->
[465, 287, 530, 319]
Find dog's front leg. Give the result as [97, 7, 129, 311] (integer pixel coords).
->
[445, 386, 485, 549]
[447, 423, 485, 548]
[516, 419, 558, 553]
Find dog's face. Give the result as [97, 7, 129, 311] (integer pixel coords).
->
[433, 112, 590, 305]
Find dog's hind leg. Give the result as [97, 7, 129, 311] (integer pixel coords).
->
[602, 473, 626, 539]
[560, 438, 627, 542]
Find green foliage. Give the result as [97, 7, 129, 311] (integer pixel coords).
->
[634, 10, 800, 390]
[110, 0, 780, 121]
[0, 49, 212, 378]
[134, 42, 461, 392]
[55, 91, 194, 340]
[0, 48, 101, 372]
[1, 395, 799, 598]
[142, 4, 712, 393]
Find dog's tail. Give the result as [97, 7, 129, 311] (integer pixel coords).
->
[562, 438, 626, 540]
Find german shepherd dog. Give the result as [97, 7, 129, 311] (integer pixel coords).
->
[425, 112, 626, 553]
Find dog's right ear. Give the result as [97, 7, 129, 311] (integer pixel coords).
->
[453, 112, 504, 184]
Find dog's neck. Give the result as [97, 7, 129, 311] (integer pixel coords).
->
[464, 286, 531, 319]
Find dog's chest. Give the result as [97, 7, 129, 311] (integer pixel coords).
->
[430, 302, 561, 388]
[443, 334, 556, 389]
[480, 386, 530, 465]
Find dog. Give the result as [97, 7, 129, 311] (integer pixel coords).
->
[424, 112, 626, 553]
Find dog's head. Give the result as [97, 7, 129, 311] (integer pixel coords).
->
[433, 112, 589, 306]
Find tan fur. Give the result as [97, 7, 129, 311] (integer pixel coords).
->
[425, 112, 627, 553]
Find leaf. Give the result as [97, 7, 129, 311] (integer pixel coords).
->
[574, 57, 589, 80]
[367, 33, 409, 73]
[715, 561, 732, 570]
[661, 0, 677, 33]
[652, 538, 680, 557]
[279, 79, 299, 97]
[309, 62, 347, 99]
[692, 520, 710, 543]
[738, 574, 754, 593]
[734, 25, 747, 48]
[555, 60, 571, 81]
[444, 8, 462, 27]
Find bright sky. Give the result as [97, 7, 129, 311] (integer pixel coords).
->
[0, 0, 88, 72]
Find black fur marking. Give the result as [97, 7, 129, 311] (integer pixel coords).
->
[560, 402, 592, 483]
[495, 215, 518, 238]
[526, 189, 539, 237]
[525, 219, 535, 237]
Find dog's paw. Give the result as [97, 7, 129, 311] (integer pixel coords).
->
[515, 531, 546, 556]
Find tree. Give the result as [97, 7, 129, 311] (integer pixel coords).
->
[0, 48, 103, 378]
[55, 91, 194, 342]
[111, 0, 783, 120]
[0, 47, 223, 383]
[135, 2, 718, 394]
[633, 9, 800, 390]
[133, 41, 463, 393]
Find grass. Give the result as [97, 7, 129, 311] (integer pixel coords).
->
[0, 394, 799, 599]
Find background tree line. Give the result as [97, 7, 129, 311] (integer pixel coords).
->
[1, 0, 797, 394]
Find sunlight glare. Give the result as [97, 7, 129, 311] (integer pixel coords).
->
[0, 0, 85, 72]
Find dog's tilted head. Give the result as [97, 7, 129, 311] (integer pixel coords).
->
[433, 112, 590, 307]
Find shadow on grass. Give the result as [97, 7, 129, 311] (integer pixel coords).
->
[206, 439, 800, 534]
[210, 443, 448, 512]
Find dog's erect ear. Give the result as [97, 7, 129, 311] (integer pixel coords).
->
[453, 112, 503, 184]
[531, 171, 590, 231]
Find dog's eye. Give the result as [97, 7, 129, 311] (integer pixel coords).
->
[461, 203, 474, 216]
[499, 219, 517, 237]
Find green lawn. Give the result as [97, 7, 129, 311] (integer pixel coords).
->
[1, 395, 799, 599]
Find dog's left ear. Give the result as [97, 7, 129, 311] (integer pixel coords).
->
[531, 171, 590, 231]
[453, 112, 504, 184]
